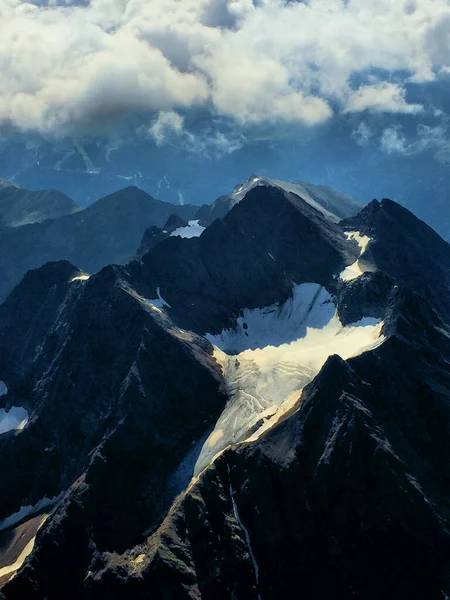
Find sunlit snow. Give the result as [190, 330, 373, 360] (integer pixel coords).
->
[146, 286, 171, 310]
[195, 283, 385, 474]
[339, 231, 373, 281]
[170, 220, 205, 238]
[71, 273, 90, 282]
[206, 283, 334, 352]
[0, 406, 28, 435]
[0, 515, 48, 582]
[231, 175, 340, 223]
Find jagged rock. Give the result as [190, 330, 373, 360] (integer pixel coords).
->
[135, 213, 189, 259]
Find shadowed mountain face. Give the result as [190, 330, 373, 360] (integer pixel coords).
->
[0, 186, 197, 303]
[2, 184, 450, 598]
[0, 182, 79, 228]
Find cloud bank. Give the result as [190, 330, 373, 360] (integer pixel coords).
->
[1, 0, 450, 141]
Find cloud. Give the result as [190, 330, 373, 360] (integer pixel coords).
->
[1, 0, 450, 137]
[345, 83, 423, 115]
[380, 126, 407, 154]
[378, 119, 450, 163]
[145, 110, 246, 157]
[351, 122, 373, 146]
[148, 111, 185, 145]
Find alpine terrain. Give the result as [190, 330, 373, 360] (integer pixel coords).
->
[1, 179, 450, 599]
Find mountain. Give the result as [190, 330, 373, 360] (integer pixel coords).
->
[195, 174, 363, 225]
[0, 186, 197, 302]
[1, 130, 449, 243]
[0, 182, 79, 228]
[2, 184, 450, 597]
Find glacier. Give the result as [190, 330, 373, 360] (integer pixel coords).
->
[196, 283, 385, 474]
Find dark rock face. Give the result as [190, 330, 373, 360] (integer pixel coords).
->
[0, 184, 79, 228]
[0, 186, 197, 302]
[135, 213, 189, 258]
[129, 185, 357, 334]
[3, 186, 450, 598]
[342, 198, 450, 321]
[0, 260, 227, 597]
[195, 195, 235, 225]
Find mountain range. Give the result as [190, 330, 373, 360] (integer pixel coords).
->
[1, 176, 450, 597]
[0, 176, 361, 303]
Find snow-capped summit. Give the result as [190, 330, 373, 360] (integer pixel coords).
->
[196, 174, 362, 226]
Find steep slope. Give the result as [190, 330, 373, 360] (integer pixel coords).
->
[0, 186, 197, 302]
[0, 185, 79, 228]
[342, 198, 450, 321]
[2, 185, 450, 598]
[0, 260, 227, 590]
[292, 179, 364, 220]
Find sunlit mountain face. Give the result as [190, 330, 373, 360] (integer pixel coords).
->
[1, 0, 450, 233]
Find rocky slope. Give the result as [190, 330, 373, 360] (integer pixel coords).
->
[1, 184, 450, 598]
[0, 186, 197, 302]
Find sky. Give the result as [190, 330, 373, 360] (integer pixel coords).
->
[0, 0, 449, 143]
[0, 0, 450, 224]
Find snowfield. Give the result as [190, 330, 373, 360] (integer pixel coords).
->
[146, 286, 171, 310]
[195, 283, 385, 474]
[0, 406, 28, 435]
[71, 273, 90, 282]
[170, 220, 205, 238]
[339, 231, 373, 281]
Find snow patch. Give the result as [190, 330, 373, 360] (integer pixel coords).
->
[71, 273, 90, 282]
[0, 495, 61, 532]
[0, 515, 48, 582]
[0, 406, 28, 435]
[170, 220, 205, 239]
[146, 286, 171, 310]
[339, 231, 373, 281]
[0, 380, 7, 397]
[340, 261, 365, 281]
[206, 283, 335, 353]
[196, 284, 385, 474]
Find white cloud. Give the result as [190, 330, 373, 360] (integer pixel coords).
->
[346, 83, 423, 115]
[144, 112, 246, 157]
[380, 126, 407, 154]
[148, 111, 185, 145]
[1, 0, 450, 136]
[378, 120, 450, 162]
